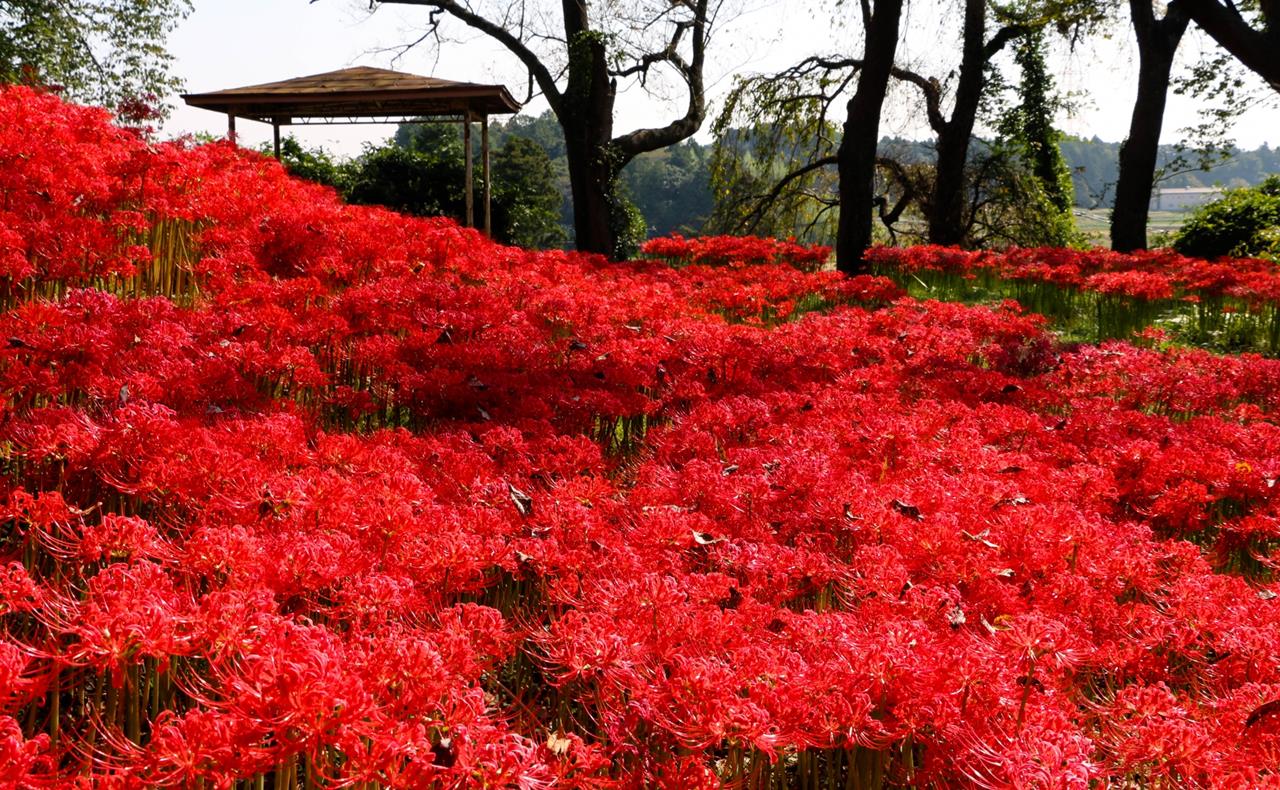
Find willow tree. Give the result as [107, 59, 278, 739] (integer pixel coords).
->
[374, 0, 725, 259]
[710, 0, 911, 273]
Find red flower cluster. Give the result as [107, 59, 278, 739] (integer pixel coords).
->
[4, 87, 1280, 788]
[867, 245, 1280, 305]
[642, 234, 833, 272]
[868, 245, 1280, 352]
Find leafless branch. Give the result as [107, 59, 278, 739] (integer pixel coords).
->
[374, 0, 564, 110]
[612, 0, 712, 160]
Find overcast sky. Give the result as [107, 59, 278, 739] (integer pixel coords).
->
[163, 0, 1280, 157]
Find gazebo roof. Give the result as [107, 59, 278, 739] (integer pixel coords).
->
[182, 66, 521, 123]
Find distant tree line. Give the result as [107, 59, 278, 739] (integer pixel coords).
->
[866, 136, 1280, 209]
[272, 118, 1280, 250]
[1060, 137, 1280, 208]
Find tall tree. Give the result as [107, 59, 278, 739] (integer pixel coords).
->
[1110, 0, 1190, 251]
[373, 0, 722, 259]
[901, 0, 1034, 245]
[836, 0, 906, 272]
[1009, 30, 1073, 217]
[707, 0, 916, 269]
[991, 28, 1077, 246]
[492, 135, 567, 248]
[0, 0, 191, 111]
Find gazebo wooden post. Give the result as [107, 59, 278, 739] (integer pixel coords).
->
[227, 113, 236, 145]
[482, 114, 491, 236]
[272, 120, 282, 158]
[463, 113, 474, 228]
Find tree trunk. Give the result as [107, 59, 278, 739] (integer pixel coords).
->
[928, 0, 988, 246]
[835, 0, 905, 274]
[559, 5, 618, 257]
[563, 131, 615, 257]
[379, 0, 713, 260]
[1111, 0, 1190, 252]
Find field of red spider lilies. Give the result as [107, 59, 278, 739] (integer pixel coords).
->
[3, 85, 1280, 789]
[864, 245, 1280, 353]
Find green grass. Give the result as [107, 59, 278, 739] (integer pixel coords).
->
[1072, 209, 1191, 246]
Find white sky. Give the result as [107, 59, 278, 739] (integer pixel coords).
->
[162, 0, 1280, 157]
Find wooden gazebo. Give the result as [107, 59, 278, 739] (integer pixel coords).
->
[182, 66, 521, 233]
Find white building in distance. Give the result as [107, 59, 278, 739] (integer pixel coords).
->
[1150, 186, 1224, 212]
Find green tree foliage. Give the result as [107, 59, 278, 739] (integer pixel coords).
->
[619, 141, 713, 237]
[492, 137, 567, 249]
[280, 122, 566, 249]
[453, 112, 574, 233]
[0, 0, 191, 110]
[1173, 175, 1280, 259]
[345, 139, 465, 220]
[274, 137, 347, 192]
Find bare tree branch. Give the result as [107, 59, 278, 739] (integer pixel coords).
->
[769, 56, 946, 135]
[612, 0, 711, 160]
[1181, 0, 1280, 91]
[375, 0, 565, 110]
[875, 156, 915, 227]
[984, 24, 1030, 60]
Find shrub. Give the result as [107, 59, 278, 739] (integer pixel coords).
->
[1173, 176, 1280, 261]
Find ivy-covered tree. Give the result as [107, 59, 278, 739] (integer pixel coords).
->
[0, 0, 191, 111]
[997, 28, 1076, 246]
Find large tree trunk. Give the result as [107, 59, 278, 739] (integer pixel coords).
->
[559, 3, 618, 257]
[1111, 0, 1189, 252]
[835, 0, 905, 274]
[562, 129, 616, 258]
[928, 0, 988, 246]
